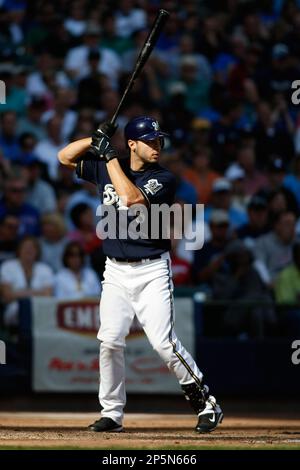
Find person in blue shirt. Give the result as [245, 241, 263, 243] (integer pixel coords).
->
[0, 175, 40, 236]
[0, 111, 21, 162]
[58, 116, 223, 434]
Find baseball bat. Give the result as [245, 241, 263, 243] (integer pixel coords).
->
[101, 9, 170, 128]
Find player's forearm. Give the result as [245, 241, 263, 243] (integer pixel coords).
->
[58, 138, 92, 168]
[106, 159, 146, 207]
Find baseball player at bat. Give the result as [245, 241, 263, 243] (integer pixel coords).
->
[58, 117, 223, 433]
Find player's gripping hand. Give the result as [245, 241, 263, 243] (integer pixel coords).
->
[98, 121, 118, 138]
[90, 131, 118, 162]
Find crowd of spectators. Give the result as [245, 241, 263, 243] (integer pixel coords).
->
[1, 0, 300, 337]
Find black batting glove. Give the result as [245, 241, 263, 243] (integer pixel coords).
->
[90, 131, 118, 162]
[98, 121, 118, 138]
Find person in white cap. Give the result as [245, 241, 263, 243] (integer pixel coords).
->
[204, 178, 248, 229]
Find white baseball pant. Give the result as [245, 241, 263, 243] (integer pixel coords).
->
[97, 252, 203, 424]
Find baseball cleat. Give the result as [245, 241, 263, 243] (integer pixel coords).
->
[196, 396, 223, 433]
[88, 417, 123, 432]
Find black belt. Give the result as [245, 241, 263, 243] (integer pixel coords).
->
[109, 254, 163, 263]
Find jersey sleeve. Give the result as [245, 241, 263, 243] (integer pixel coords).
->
[137, 171, 177, 206]
[75, 153, 104, 185]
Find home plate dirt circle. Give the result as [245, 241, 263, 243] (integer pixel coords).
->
[0, 413, 300, 449]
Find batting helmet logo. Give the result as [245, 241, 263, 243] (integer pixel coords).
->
[152, 121, 159, 131]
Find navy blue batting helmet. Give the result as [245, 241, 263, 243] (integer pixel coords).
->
[124, 116, 168, 145]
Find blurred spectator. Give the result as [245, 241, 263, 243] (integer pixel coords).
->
[64, 1, 87, 38]
[168, 54, 211, 114]
[175, 204, 211, 264]
[189, 117, 212, 149]
[0, 236, 54, 325]
[77, 50, 107, 109]
[212, 240, 276, 339]
[34, 116, 65, 180]
[54, 241, 100, 299]
[285, 8, 300, 57]
[65, 180, 100, 229]
[0, 68, 27, 116]
[275, 241, 300, 304]
[0, 214, 19, 264]
[183, 146, 220, 204]
[97, 88, 122, 123]
[26, 52, 71, 101]
[40, 213, 67, 273]
[212, 32, 247, 86]
[100, 12, 133, 55]
[295, 115, 300, 154]
[73, 109, 97, 137]
[210, 98, 243, 172]
[155, 10, 181, 54]
[37, 18, 72, 61]
[181, 8, 199, 39]
[204, 178, 248, 229]
[225, 165, 249, 213]
[0, 149, 11, 187]
[163, 83, 194, 148]
[68, 202, 102, 254]
[283, 154, 300, 210]
[64, 23, 121, 88]
[226, 145, 268, 196]
[17, 132, 38, 165]
[266, 187, 298, 227]
[0, 174, 40, 236]
[254, 210, 297, 285]
[164, 152, 197, 205]
[54, 163, 81, 196]
[122, 28, 153, 73]
[254, 100, 295, 168]
[17, 98, 47, 140]
[0, 110, 20, 161]
[198, 13, 224, 61]
[192, 209, 231, 288]
[257, 155, 299, 216]
[23, 4, 62, 55]
[275, 240, 300, 335]
[41, 88, 77, 142]
[228, 44, 262, 101]
[115, 0, 147, 38]
[21, 156, 57, 214]
[167, 34, 212, 84]
[120, 62, 164, 111]
[170, 223, 191, 286]
[266, 155, 289, 189]
[5, 4, 26, 46]
[256, 43, 299, 101]
[236, 195, 269, 249]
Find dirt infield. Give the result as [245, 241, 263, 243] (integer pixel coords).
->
[0, 412, 300, 449]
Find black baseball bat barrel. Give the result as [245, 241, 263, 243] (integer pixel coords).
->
[108, 9, 169, 127]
